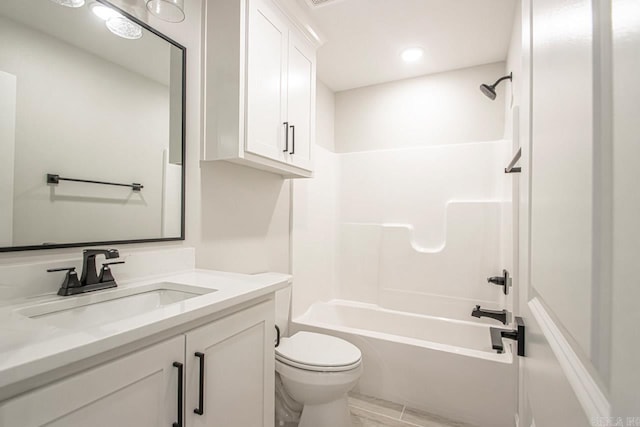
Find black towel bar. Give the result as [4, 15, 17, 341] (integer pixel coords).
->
[47, 174, 143, 191]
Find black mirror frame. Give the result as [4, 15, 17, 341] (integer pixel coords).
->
[0, 0, 187, 253]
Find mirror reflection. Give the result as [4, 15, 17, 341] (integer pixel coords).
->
[0, 0, 185, 250]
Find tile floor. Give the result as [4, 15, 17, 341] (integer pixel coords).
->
[348, 393, 477, 427]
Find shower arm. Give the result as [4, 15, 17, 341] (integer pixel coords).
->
[491, 73, 513, 88]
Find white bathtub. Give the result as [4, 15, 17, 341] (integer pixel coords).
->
[292, 300, 517, 427]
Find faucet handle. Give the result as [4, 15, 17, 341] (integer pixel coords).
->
[47, 267, 81, 295]
[99, 261, 125, 284]
[47, 267, 76, 273]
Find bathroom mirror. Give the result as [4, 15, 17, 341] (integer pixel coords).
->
[0, 0, 185, 251]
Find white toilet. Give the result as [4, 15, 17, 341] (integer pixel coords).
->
[275, 331, 363, 427]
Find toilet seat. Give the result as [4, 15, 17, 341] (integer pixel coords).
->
[276, 332, 362, 372]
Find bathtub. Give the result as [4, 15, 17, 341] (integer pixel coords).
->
[292, 300, 517, 427]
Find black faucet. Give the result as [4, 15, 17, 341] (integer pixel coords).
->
[491, 316, 526, 356]
[80, 249, 120, 286]
[471, 305, 510, 325]
[47, 248, 124, 296]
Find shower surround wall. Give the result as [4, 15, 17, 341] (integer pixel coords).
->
[293, 63, 512, 319]
[337, 143, 510, 319]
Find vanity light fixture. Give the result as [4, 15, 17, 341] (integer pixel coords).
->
[401, 47, 424, 63]
[146, 0, 185, 23]
[49, 0, 85, 7]
[89, 2, 121, 20]
[106, 16, 143, 40]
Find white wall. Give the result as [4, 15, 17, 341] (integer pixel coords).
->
[197, 161, 290, 274]
[315, 80, 335, 152]
[0, 71, 16, 247]
[291, 147, 339, 317]
[0, 16, 170, 246]
[335, 62, 507, 153]
[504, 2, 522, 140]
[291, 79, 339, 317]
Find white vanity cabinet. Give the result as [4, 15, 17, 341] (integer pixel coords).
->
[185, 300, 274, 427]
[0, 300, 275, 427]
[204, 0, 317, 178]
[0, 336, 185, 427]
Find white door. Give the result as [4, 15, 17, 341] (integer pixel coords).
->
[186, 301, 275, 427]
[516, 0, 614, 425]
[246, 0, 288, 162]
[0, 336, 185, 427]
[285, 33, 315, 171]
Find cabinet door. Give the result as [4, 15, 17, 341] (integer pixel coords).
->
[246, 0, 288, 162]
[0, 336, 185, 427]
[286, 33, 315, 171]
[186, 300, 275, 427]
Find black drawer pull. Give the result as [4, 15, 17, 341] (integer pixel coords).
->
[194, 352, 205, 415]
[289, 124, 295, 155]
[173, 361, 183, 427]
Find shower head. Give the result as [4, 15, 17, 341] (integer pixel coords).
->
[480, 73, 513, 100]
[480, 83, 497, 100]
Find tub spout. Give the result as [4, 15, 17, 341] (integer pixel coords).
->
[471, 305, 510, 325]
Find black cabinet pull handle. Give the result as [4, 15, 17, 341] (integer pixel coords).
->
[194, 352, 205, 415]
[173, 361, 183, 427]
[283, 122, 289, 152]
[289, 124, 295, 155]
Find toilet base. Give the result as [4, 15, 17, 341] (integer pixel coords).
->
[298, 395, 352, 427]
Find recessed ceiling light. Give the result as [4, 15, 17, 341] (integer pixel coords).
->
[49, 0, 85, 7]
[90, 3, 122, 20]
[401, 47, 424, 63]
[106, 16, 143, 40]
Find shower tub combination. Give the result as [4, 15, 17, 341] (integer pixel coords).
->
[292, 299, 517, 427]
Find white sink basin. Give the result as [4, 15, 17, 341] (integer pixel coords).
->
[15, 282, 216, 330]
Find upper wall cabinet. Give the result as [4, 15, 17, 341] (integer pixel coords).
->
[204, 0, 318, 178]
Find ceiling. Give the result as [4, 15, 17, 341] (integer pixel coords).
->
[300, 0, 517, 92]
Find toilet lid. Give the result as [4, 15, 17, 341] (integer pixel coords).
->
[275, 332, 361, 371]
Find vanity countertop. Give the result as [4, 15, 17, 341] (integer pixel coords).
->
[0, 269, 291, 397]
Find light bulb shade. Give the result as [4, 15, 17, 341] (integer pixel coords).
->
[90, 3, 122, 20]
[146, 0, 185, 23]
[106, 16, 143, 39]
[49, 0, 85, 7]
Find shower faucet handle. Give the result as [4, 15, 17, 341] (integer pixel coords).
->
[487, 269, 511, 295]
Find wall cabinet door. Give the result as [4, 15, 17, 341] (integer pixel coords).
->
[204, 0, 317, 177]
[0, 336, 185, 427]
[285, 33, 315, 171]
[186, 301, 275, 427]
[246, 0, 289, 162]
